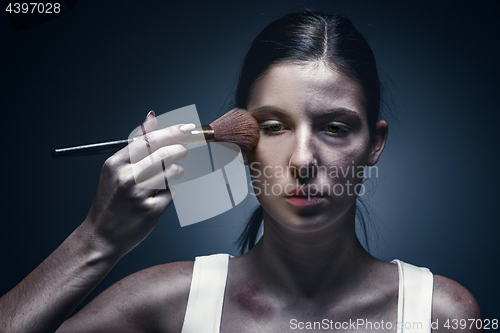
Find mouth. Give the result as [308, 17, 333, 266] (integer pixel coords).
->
[284, 186, 326, 208]
[285, 196, 325, 207]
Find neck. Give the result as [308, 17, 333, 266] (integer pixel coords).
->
[248, 205, 375, 298]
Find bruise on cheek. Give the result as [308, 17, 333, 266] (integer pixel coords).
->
[234, 283, 274, 318]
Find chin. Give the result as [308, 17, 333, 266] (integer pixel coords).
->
[266, 206, 336, 232]
[261, 196, 357, 233]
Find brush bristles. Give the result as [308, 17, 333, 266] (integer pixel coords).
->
[210, 108, 260, 150]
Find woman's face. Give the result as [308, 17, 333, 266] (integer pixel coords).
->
[246, 61, 386, 232]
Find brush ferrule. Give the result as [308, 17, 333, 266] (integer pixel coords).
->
[179, 125, 215, 144]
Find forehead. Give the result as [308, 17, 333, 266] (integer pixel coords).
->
[248, 61, 366, 116]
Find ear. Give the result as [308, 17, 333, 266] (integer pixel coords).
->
[366, 120, 388, 166]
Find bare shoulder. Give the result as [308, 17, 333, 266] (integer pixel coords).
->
[58, 260, 194, 333]
[432, 275, 483, 333]
[113, 260, 194, 302]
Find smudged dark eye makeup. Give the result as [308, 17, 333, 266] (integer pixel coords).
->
[324, 123, 350, 135]
[258, 121, 350, 137]
[252, 106, 360, 139]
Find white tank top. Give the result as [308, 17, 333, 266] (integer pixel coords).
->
[180, 254, 433, 333]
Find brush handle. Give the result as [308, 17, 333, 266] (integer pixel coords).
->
[51, 139, 133, 158]
[52, 125, 217, 158]
[178, 125, 215, 145]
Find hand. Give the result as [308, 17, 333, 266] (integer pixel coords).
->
[83, 111, 193, 257]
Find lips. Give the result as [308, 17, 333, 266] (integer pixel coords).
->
[285, 186, 325, 207]
[285, 196, 325, 207]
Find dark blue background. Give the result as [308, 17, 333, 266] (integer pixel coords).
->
[1, 0, 498, 320]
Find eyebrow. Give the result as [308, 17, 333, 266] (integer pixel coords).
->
[249, 105, 361, 119]
[313, 108, 361, 120]
[250, 106, 292, 118]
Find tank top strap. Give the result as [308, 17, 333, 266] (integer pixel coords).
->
[181, 253, 230, 333]
[392, 259, 434, 333]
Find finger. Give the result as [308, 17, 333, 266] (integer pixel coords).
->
[132, 143, 187, 181]
[145, 187, 176, 215]
[132, 144, 188, 178]
[135, 110, 158, 136]
[135, 160, 185, 185]
[137, 163, 185, 190]
[111, 111, 158, 163]
[128, 123, 195, 164]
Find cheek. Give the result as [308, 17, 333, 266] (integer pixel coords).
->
[335, 133, 372, 165]
[336, 146, 369, 167]
[246, 148, 290, 200]
[318, 145, 371, 184]
[247, 143, 289, 174]
[247, 135, 372, 186]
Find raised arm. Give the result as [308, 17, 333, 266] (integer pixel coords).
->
[0, 112, 192, 333]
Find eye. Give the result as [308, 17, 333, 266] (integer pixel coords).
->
[259, 122, 286, 135]
[327, 125, 340, 133]
[323, 123, 349, 136]
[268, 124, 283, 131]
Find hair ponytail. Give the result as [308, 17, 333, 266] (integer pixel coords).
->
[236, 205, 263, 255]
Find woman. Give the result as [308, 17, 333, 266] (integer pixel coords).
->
[0, 11, 481, 333]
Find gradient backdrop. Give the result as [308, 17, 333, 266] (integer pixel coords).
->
[1, 0, 499, 320]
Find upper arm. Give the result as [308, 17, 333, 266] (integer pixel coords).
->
[56, 261, 193, 333]
[432, 275, 483, 333]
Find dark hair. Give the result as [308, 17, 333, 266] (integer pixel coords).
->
[236, 11, 382, 254]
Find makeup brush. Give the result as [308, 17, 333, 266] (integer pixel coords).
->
[51, 108, 259, 158]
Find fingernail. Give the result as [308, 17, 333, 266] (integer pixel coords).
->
[146, 110, 155, 119]
[180, 123, 196, 133]
[169, 187, 176, 199]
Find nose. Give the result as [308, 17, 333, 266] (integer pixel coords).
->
[288, 128, 318, 180]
